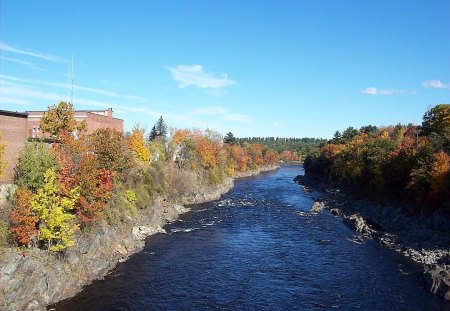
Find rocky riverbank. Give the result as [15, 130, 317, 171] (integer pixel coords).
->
[294, 174, 450, 301]
[0, 165, 279, 311]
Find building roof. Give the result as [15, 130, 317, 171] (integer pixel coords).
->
[0, 110, 28, 118]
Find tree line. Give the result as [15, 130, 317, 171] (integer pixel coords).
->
[304, 104, 450, 215]
[229, 134, 327, 162]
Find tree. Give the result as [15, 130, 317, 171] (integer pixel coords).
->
[40, 102, 86, 138]
[0, 133, 6, 178]
[342, 126, 359, 143]
[422, 104, 450, 136]
[148, 125, 158, 141]
[155, 116, 168, 140]
[87, 128, 130, 173]
[15, 143, 59, 192]
[128, 126, 151, 163]
[10, 188, 38, 246]
[224, 132, 237, 145]
[32, 169, 79, 252]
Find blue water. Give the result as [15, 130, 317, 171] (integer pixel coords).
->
[51, 166, 449, 310]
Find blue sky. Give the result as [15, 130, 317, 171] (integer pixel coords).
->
[1, 1, 449, 138]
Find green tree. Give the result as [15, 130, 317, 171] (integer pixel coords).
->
[224, 132, 237, 145]
[148, 125, 158, 141]
[422, 104, 450, 136]
[15, 143, 59, 192]
[155, 116, 168, 140]
[32, 169, 79, 252]
[40, 102, 86, 138]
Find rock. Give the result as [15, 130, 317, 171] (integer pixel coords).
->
[310, 201, 325, 212]
[293, 175, 302, 184]
[132, 225, 166, 240]
[330, 208, 341, 216]
[424, 264, 450, 301]
[115, 244, 128, 256]
[342, 213, 374, 236]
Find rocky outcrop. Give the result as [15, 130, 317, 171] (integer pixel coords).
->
[294, 173, 450, 301]
[0, 165, 279, 311]
[310, 201, 325, 212]
[342, 213, 375, 236]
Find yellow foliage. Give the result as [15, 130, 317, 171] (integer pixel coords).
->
[128, 128, 151, 163]
[0, 132, 6, 178]
[32, 169, 79, 252]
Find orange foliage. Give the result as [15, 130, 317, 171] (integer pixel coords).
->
[196, 137, 217, 169]
[10, 188, 38, 246]
[430, 151, 450, 194]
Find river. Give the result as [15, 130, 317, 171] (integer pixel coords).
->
[51, 166, 449, 310]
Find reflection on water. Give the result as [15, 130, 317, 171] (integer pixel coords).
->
[52, 166, 449, 311]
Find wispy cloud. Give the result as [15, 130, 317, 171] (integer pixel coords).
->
[422, 80, 450, 89]
[194, 106, 229, 115]
[223, 113, 252, 122]
[169, 65, 236, 89]
[123, 95, 151, 102]
[0, 55, 34, 66]
[0, 42, 67, 63]
[0, 74, 118, 97]
[0, 84, 64, 102]
[0, 96, 34, 106]
[361, 87, 408, 95]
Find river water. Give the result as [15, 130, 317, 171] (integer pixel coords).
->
[52, 166, 449, 310]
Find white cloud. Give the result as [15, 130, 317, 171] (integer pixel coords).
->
[0, 55, 34, 66]
[169, 65, 236, 89]
[0, 42, 67, 63]
[422, 80, 450, 89]
[0, 96, 34, 106]
[223, 114, 252, 122]
[194, 106, 229, 115]
[361, 87, 407, 95]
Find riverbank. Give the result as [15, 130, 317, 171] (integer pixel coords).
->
[294, 174, 450, 301]
[0, 165, 279, 311]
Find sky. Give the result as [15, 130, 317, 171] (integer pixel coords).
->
[0, 1, 449, 139]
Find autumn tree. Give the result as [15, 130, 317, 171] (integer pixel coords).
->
[32, 169, 79, 252]
[10, 188, 38, 246]
[87, 128, 130, 173]
[128, 126, 151, 163]
[40, 102, 86, 138]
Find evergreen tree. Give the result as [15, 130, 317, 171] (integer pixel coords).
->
[155, 116, 167, 140]
[224, 132, 237, 145]
[149, 126, 158, 141]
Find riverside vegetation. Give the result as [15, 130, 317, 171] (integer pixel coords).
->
[0, 102, 285, 309]
[302, 104, 450, 301]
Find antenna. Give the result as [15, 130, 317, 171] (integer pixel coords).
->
[70, 56, 75, 106]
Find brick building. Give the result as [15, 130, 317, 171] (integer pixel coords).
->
[27, 108, 123, 138]
[0, 108, 123, 184]
[0, 110, 29, 184]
